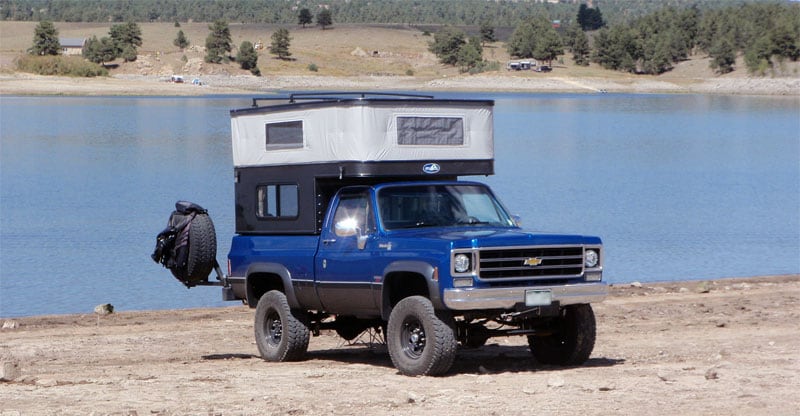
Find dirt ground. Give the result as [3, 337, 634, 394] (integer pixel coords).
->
[1, 275, 798, 415]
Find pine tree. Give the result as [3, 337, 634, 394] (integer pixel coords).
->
[457, 37, 483, 73]
[709, 37, 736, 74]
[29, 21, 60, 56]
[507, 17, 563, 65]
[298, 8, 313, 28]
[429, 27, 466, 66]
[269, 28, 292, 60]
[317, 9, 332, 30]
[121, 44, 137, 62]
[174, 30, 189, 49]
[109, 22, 142, 57]
[479, 20, 496, 45]
[83, 35, 117, 65]
[237, 41, 260, 75]
[570, 27, 591, 66]
[205, 20, 232, 64]
[577, 4, 605, 31]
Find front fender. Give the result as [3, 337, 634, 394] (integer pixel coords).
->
[381, 260, 443, 319]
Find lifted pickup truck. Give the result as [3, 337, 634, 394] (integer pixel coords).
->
[154, 92, 607, 376]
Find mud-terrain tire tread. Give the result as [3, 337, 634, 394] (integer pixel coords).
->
[387, 296, 457, 376]
[168, 213, 216, 283]
[528, 303, 596, 366]
[254, 290, 310, 362]
[185, 214, 216, 282]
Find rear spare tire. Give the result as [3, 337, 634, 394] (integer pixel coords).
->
[168, 208, 216, 284]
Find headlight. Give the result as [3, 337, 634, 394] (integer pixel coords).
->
[585, 249, 599, 268]
[454, 253, 471, 273]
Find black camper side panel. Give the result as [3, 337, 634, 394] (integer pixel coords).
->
[234, 159, 492, 235]
[235, 165, 323, 235]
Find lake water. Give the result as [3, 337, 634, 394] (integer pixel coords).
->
[1, 93, 798, 317]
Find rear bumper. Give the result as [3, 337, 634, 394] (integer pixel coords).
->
[442, 282, 608, 310]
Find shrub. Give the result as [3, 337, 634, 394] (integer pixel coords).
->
[16, 55, 108, 77]
[307, 63, 318, 72]
[467, 60, 501, 75]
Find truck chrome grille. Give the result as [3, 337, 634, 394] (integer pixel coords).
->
[478, 246, 584, 280]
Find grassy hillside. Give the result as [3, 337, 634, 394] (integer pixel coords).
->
[3, 21, 793, 82]
[1, 22, 471, 78]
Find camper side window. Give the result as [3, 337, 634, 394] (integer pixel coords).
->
[397, 116, 464, 146]
[257, 184, 298, 218]
[265, 121, 303, 150]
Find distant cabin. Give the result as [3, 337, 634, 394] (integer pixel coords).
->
[59, 38, 86, 56]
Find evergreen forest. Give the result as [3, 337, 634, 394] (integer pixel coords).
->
[0, 0, 779, 27]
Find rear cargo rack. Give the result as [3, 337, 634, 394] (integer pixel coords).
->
[250, 92, 435, 107]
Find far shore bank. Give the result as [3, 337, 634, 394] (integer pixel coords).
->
[1, 72, 798, 96]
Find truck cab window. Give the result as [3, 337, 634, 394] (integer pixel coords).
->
[332, 191, 373, 237]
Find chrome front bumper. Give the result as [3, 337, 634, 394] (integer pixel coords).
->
[443, 282, 608, 310]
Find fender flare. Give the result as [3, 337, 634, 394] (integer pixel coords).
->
[245, 263, 301, 309]
[381, 260, 443, 319]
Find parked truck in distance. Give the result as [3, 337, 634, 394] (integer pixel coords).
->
[154, 92, 607, 376]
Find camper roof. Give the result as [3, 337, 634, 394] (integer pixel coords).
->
[229, 92, 495, 168]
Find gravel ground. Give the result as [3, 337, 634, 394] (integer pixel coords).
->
[1, 275, 798, 415]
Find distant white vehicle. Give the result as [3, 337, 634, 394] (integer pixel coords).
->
[170, 75, 184, 83]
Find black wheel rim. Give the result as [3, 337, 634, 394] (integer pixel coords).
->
[265, 310, 283, 347]
[401, 318, 426, 359]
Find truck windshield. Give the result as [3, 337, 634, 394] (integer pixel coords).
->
[377, 184, 515, 230]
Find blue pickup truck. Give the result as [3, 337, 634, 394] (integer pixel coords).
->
[154, 93, 607, 376]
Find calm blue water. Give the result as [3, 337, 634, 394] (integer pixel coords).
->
[1, 93, 798, 317]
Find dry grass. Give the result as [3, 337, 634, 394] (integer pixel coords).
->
[2, 21, 797, 81]
[1, 21, 458, 77]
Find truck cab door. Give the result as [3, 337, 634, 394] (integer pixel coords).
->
[315, 188, 380, 315]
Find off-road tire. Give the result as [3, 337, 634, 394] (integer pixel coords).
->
[254, 291, 310, 362]
[387, 296, 457, 376]
[528, 303, 596, 365]
[169, 213, 216, 283]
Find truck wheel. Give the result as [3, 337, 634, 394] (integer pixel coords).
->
[254, 291, 310, 362]
[528, 303, 596, 366]
[387, 296, 457, 376]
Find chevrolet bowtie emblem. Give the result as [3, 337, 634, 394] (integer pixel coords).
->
[523, 257, 543, 267]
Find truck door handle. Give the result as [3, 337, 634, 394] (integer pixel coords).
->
[322, 239, 336, 245]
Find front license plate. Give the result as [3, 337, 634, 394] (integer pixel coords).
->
[525, 289, 552, 306]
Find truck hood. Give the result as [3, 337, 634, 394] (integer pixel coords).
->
[384, 227, 601, 248]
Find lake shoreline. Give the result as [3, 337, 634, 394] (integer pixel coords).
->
[1, 72, 799, 96]
[1, 273, 795, 320]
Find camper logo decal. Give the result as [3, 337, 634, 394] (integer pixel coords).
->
[422, 163, 440, 174]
